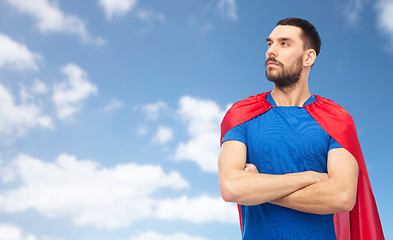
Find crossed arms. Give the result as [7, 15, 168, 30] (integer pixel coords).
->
[218, 140, 359, 214]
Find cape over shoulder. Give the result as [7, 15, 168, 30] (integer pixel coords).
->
[220, 91, 272, 144]
[221, 92, 355, 150]
[219, 92, 385, 240]
[304, 95, 371, 186]
[304, 95, 384, 240]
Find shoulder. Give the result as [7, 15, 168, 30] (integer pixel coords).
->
[308, 95, 354, 124]
[229, 92, 271, 110]
[220, 91, 272, 142]
[222, 91, 271, 124]
[305, 95, 358, 147]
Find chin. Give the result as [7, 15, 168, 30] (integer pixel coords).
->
[266, 71, 280, 79]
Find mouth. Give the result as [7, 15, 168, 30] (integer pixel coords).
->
[266, 61, 278, 66]
[266, 61, 280, 68]
[265, 57, 282, 67]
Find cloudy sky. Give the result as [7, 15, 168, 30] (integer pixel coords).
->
[0, 0, 392, 239]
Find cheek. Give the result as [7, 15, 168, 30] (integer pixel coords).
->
[286, 55, 302, 68]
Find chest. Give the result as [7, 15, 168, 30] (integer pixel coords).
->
[245, 108, 331, 174]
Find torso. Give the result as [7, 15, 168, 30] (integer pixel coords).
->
[222, 93, 339, 240]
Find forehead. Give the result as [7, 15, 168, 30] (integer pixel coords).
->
[267, 25, 303, 42]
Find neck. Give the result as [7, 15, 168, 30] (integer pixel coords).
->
[271, 76, 311, 107]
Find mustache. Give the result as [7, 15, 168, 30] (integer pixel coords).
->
[265, 57, 283, 67]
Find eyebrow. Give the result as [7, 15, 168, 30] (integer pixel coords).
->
[266, 37, 294, 42]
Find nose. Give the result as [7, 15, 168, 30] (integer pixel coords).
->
[266, 44, 277, 58]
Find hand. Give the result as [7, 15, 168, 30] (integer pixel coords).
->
[245, 163, 259, 173]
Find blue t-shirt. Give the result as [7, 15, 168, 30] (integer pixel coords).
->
[222, 93, 342, 240]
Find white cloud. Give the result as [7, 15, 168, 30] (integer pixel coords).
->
[19, 79, 48, 104]
[135, 9, 165, 22]
[0, 153, 236, 229]
[18, 84, 33, 104]
[5, 0, 104, 45]
[0, 33, 40, 71]
[104, 98, 125, 112]
[218, 0, 238, 21]
[153, 126, 174, 144]
[0, 223, 65, 240]
[52, 63, 98, 119]
[200, 24, 213, 35]
[98, 0, 165, 22]
[0, 83, 53, 139]
[174, 96, 225, 172]
[99, 0, 137, 19]
[376, 0, 393, 46]
[0, 224, 37, 240]
[31, 79, 48, 95]
[156, 195, 237, 224]
[130, 231, 208, 240]
[343, 0, 364, 24]
[0, 153, 189, 229]
[136, 126, 148, 136]
[141, 100, 168, 120]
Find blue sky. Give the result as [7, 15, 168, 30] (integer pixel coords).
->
[0, 0, 392, 239]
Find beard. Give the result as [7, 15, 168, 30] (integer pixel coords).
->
[265, 56, 303, 89]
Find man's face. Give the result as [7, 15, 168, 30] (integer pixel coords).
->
[265, 25, 305, 88]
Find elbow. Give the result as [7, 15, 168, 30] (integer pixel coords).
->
[220, 181, 239, 203]
[221, 190, 235, 203]
[336, 191, 356, 212]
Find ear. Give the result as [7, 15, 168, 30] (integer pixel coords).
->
[303, 49, 316, 67]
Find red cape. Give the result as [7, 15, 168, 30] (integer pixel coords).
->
[220, 92, 384, 240]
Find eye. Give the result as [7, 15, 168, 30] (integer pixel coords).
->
[281, 42, 289, 46]
[267, 42, 272, 47]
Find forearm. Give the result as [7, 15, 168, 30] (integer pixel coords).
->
[270, 148, 359, 214]
[270, 178, 356, 214]
[220, 169, 321, 206]
[219, 141, 326, 206]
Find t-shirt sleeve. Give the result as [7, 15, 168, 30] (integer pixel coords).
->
[328, 136, 342, 151]
[221, 122, 247, 146]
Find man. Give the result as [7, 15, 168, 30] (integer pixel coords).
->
[218, 18, 384, 240]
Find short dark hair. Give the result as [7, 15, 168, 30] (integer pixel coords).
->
[277, 17, 321, 56]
